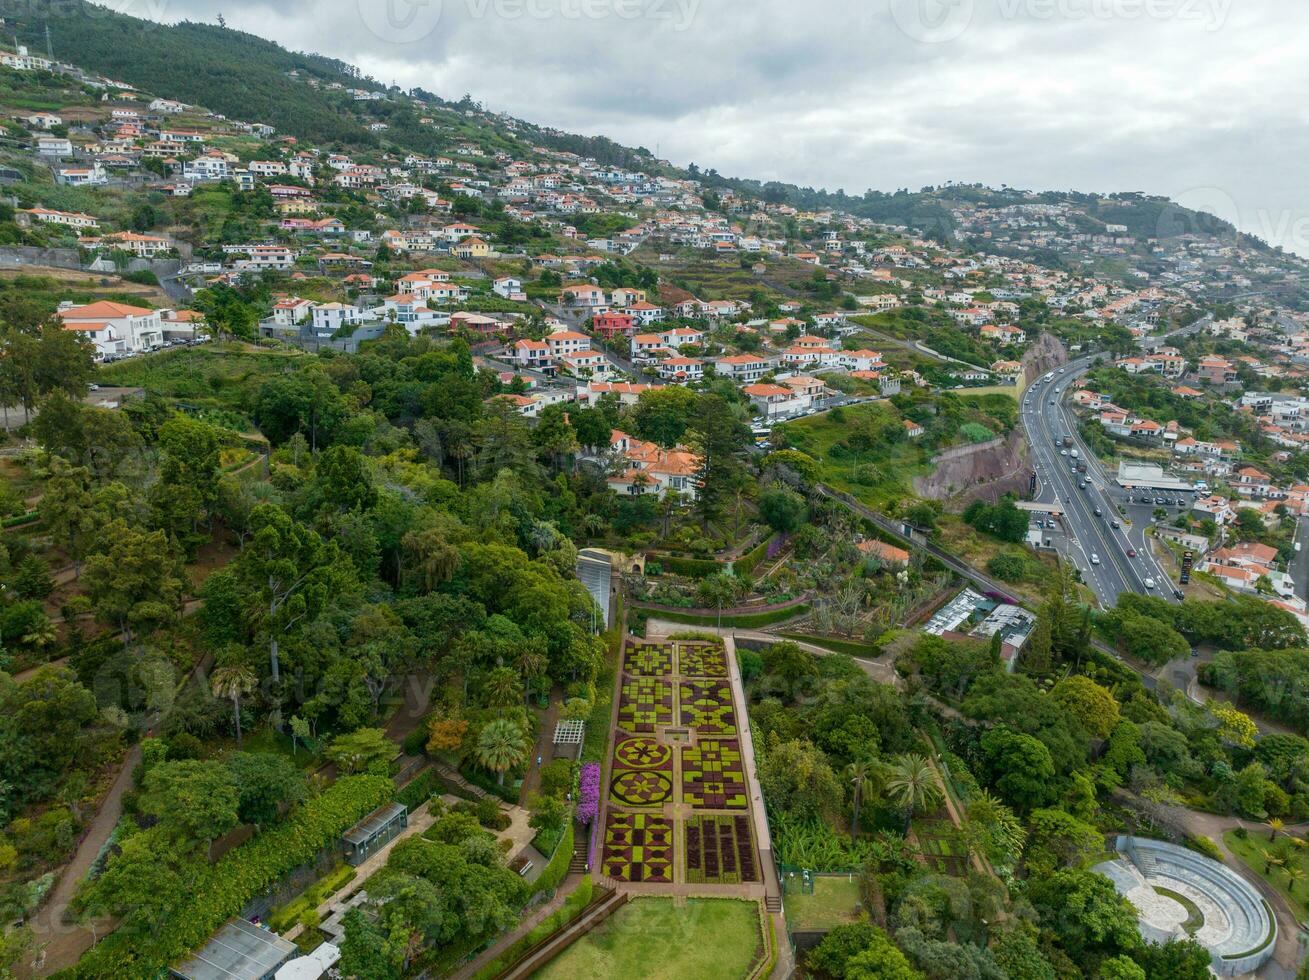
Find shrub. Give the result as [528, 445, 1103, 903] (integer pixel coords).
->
[76, 775, 393, 977]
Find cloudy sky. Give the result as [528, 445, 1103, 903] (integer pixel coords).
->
[138, 0, 1309, 253]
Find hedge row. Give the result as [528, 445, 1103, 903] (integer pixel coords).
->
[650, 553, 722, 578]
[647, 604, 811, 630]
[532, 820, 575, 897]
[733, 535, 778, 579]
[1, 511, 37, 529]
[776, 633, 883, 659]
[73, 775, 395, 979]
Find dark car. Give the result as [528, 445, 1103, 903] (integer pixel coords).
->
[1127, 548, 1137, 557]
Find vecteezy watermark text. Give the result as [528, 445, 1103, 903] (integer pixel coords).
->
[359, 0, 702, 44]
[891, 0, 1231, 44]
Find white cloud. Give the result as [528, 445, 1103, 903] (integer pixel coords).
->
[152, 0, 1309, 252]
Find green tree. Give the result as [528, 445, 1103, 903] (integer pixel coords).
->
[981, 726, 1056, 813]
[885, 753, 943, 827]
[37, 457, 97, 577]
[1051, 675, 1120, 741]
[326, 728, 394, 775]
[210, 660, 257, 746]
[687, 393, 750, 529]
[139, 760, 240, 850]
[758, 486, 807, 534]
[83, 520, 184, 645]
[475, 718, 529, 785]
[235, 504, 350, 682]
[228, 752, 307, 825]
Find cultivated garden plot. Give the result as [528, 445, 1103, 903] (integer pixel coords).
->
[681, 739, 749, 810]
[912, 818, 969, 876]
[685, 815, 759, 885]
[679, 680, 739, 735]
[610, 735, 675, 808]
[624, 640, 675, 677]
[617, 676, 675, 732]
[677, 642, 730, 678]
[602, 811, 675, 883]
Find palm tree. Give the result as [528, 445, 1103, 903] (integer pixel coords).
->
[516, 649, 549, 705]
[476, 718, 529, 785]
[1287, 866, 1307, 897]
[1268, 817, 1285, 841]
[885, 754, 943, 830]
[846, 760, 873, 843]
[483, 667, 523, 709]
[211, 662, 257, 746]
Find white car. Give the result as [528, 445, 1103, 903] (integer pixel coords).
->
[1144, 578, 1156, 590]
[1090, 554, 1101, 565]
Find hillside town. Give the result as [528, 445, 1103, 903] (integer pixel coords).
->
[0, 10, 1307, 980]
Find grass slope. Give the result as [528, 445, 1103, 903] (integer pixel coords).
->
[533, 897, 762, 980]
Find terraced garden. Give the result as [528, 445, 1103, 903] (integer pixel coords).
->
[599, 639, 760, 888]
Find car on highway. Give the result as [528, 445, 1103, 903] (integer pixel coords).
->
[1111, 520, 1120, 528]
[1090, 554, 1101, 565]
[1144, 578, 1156, 589]
[1126, 548, 1137, 557]
[1093, 508, 1103, 517]
[1060, 450, 1068, 456]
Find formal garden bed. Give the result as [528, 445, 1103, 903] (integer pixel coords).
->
[679, 679, 739, 735]
[617, 676, 674, 733]
[685, 815, 758, 885]
[682, 739, 749, 809]
[601, 811, 675, 883]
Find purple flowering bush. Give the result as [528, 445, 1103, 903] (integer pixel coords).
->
[578, 762, 601, 825]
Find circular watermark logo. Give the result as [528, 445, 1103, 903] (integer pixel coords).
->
[890, 0, 975, 43]
[357, 0, 445, 44]
[1156, 185, 1241, 247]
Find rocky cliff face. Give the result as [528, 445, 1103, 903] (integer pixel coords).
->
[911, 331, 1067, 507]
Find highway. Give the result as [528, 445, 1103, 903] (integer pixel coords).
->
[1021, 318, 1211, 607]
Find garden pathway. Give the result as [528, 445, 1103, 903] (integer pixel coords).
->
[27, 743, 141, 977]
[518, 687, 563, 808]
[284, 804, 440, 944]
[643, 620, 900, 687]
[448, 873, 585, 980]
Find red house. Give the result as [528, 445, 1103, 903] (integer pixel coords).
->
[592, 311, 636, 339]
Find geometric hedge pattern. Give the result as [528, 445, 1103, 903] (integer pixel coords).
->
[602, 811, 674, 883]
[623, 641, 674, 677]
[681, 740, 748, 809]
[677, 643, 729, 677]
[613, 735, 673, 772]
[679, 680, 738, 735]
[617, 676, 674, 733]
[685, 815, 758, 884]
[610, 769, 674, 807]
[610, 735, 675, 807]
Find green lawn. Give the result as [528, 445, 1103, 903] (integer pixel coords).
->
[784, 875, 861, 931]
[1223, 830, 1309, 919]
[532, 898, 763, 980]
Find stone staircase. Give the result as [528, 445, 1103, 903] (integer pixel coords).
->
[568, 821, 589, 875]
[765, 895, 782, 914]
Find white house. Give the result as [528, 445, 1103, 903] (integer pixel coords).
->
[22, 207, 98, 231]
[311, 303, 361, 334]
[59, 300, 164, 357]
[36, 136, 72, 156]
[493, 277, 527, 302]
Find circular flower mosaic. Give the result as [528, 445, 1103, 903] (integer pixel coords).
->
[615, 737, 672, 770]
[610, 770, 673, 807]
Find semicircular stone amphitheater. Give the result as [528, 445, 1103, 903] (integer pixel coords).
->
[1094, 836, 1276, 977]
